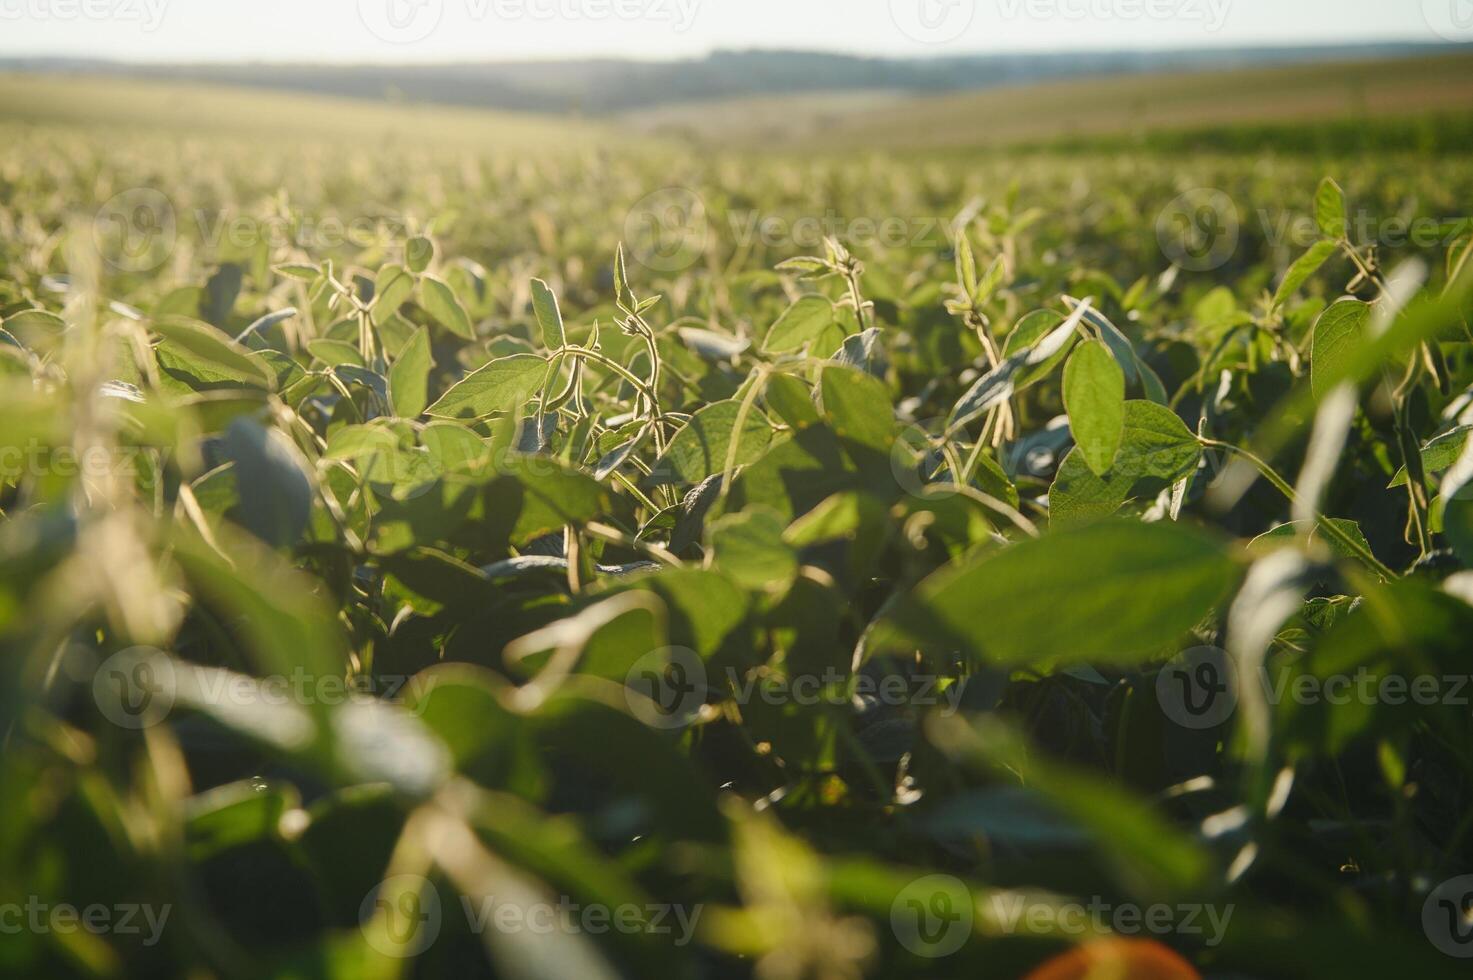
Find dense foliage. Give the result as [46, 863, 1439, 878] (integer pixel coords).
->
[2, 125, 1473, 978]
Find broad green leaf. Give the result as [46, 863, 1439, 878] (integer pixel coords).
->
[406, 236, 434, 274]
[709, 507, 798, 593]
[1315, 177, 1348, 239]
[530, 278, 566, 351]
[884, 520, 1241, 667]
[420, 275, 475, 340]
[1388, 425, 1473, 487]
[764, 295, 835, 353]
[952, 301, 1089, 430]
[1273, 239, 1338, 309]
[1310, 299, 1370, 401]
[372, 264, 415, 321]
[648, 400, 773, 486]
[324, 424, 399, 461]
[1050, 401, 1202, 527]
[819, 365, 894, 450]
[426, 354, 547, 420]
[1251, 518, 1375, 561]
[153, 315, 272, 389]
[421, 421, 490, 474]
[220, 417, 315, 546]
[306, 338, 365, 368]
[389, 327, 433, 418]
[764, 373, 820, 429]
[1063, 341, 1126, 476]
[2, 309, 66, 342]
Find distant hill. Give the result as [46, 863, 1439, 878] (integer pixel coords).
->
[626, 50, 1473, 153]
[1, 43, 1465, 116]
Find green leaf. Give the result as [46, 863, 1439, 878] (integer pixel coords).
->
[530, 278, 566, 351]
[1063, 341, 1126, 476]
[153, 315, 273, 389]
[274, 263, 319, 282]
[420, 275, 475, 340]
[952, 302, 1088, 430]
[1311, 299, 1370, 401]
[764, 295, 835, 353]
[324, 424, 400, 460]
[764, 374, 820, 429]
[389, 327, 433, 418]
[819, 365, 894, 450]
[306, 338, 365, 368]
[1251, 518, 1375, 561]
[220, 417, 315, 546]
[709, 507, 798, 593]
[884, 521, 1241, 667]
[372, 264, 415, 321]
[421, 421, 491, 474]
[648, 400, 773, 486]
[426, 354, 548, 420]
[1315, 177, 1348, 239]
[1388, 425, 1473, 487]
[1273, 239, 1338, 309]
[406, 236, 434, 275]
[1050, 401, 1202, 527]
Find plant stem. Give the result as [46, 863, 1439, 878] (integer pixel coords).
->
[1201, 438, 1396, 580]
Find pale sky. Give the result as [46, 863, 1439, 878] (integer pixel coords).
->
[0, 0, 1462, 63]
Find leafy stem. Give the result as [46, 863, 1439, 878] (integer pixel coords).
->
[1200, 437, 1396, 580]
